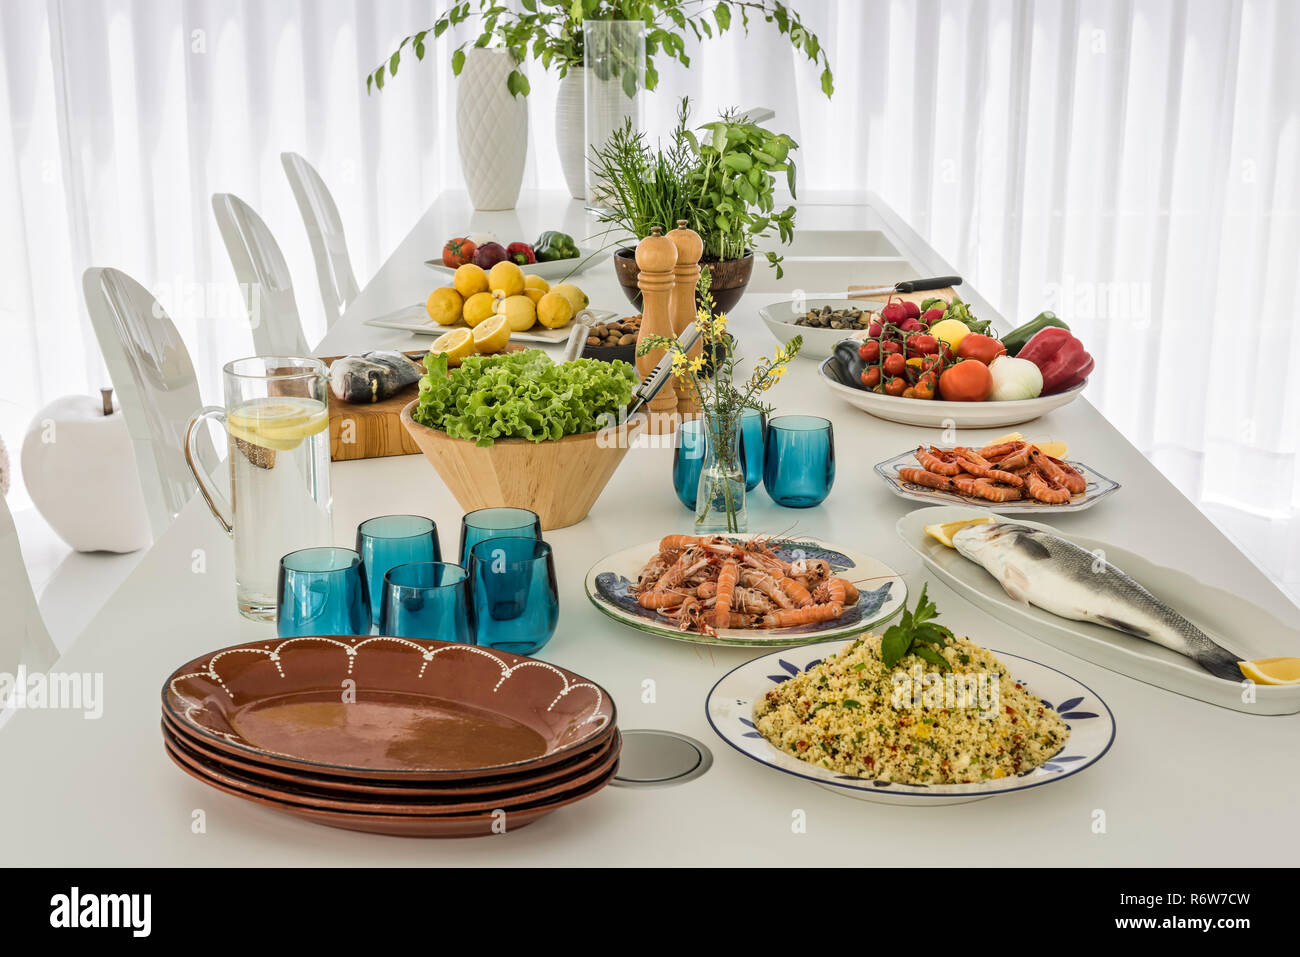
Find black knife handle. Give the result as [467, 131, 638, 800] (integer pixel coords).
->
[896, 276, 962, 293]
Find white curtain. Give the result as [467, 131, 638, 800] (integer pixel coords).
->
[1, 1, 1297, 564]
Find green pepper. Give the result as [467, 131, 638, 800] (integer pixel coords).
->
[533, 230, 579, 262]
[1002, 311, 1070, 356]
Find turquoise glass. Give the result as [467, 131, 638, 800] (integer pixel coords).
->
[763, 414, 836, 508]
[276, 547, 369, 637]
[458, 507, 542, 568]
[672, 418, 707, 510]
[356, 515, 441, 627]
[739, 408, 766, 492]
[379, 562, 471, 644]
[468, 537, 558, 656]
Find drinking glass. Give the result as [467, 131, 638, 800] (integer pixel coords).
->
[186, 356, 332, 621]
[468, 538, 558, 656]
[672, 418, 707, 510]
[379, 562, 471, 644]
[356, 515, 441, 627]
[739, 408, 766, 492]
[277, 547, 369, 637]
[763, 415, 836, 508]
[458, 507, 542, 568]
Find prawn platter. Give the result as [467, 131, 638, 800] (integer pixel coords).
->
[585, 534, 906, 647]
[875, 444, 1120, 513]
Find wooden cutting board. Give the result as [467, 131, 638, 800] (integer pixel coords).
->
[323, 351, 426, 462]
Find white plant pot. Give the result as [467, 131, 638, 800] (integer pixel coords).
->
[555, 67, 587, 200]
[20, 394, 151, 553]
[456, 49, 528, 211]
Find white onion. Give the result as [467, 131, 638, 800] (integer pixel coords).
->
[988, 356, 1043, 401]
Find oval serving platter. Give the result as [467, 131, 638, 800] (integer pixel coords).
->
[706, 639, 1115, 806]
[585, 534, 906, 648]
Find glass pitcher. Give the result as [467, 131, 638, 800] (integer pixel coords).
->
[185, 357, 333, 621]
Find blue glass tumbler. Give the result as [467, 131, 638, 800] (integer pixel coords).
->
[468, 537, 558, 656]
[356, 515, 441, 627]
[739, 408, 766, 492]
[379, 562, 472, 644]
[458, 507, 542, 568]
[672, 418, 707, 510]
[277, 547, 370, 637]
[763, 415, 836, 508]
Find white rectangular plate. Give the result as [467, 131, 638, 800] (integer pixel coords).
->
[424, 245, 604, 281]
[875, 449, 1121, 513]
[896, 504, 1300, 714]
[363, 308, 619, 345]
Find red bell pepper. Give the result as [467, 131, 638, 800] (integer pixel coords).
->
[1017, 327, 1094, 395]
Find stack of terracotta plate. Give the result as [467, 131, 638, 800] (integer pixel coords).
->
[160, 637, 619, 837]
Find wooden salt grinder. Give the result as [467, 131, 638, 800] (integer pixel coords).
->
[667, 219, 704, 415]
[635, 227, 679, 424]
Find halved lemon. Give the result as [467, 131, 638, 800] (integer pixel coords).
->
[429, 327, 475, 366]
[472, 315, 511, 354]
[225, 397, 328, 451]
[1238, 657, 1300, 685]
[924, 516, 994, 548]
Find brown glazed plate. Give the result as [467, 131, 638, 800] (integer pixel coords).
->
[161, 710, 616, 798]
[162, 637, 616, 779]
[164, 736, 620, 838]
[163, 722, 621, 814]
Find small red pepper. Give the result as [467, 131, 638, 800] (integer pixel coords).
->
[1017, 327, 1094, 395]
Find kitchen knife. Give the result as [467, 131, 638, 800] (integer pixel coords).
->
[847, 275, 962, 298]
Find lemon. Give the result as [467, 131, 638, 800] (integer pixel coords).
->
[425, 287, 463, 326]
[472, 315, 511, 354]
[923, 516, 994, 548]
[550, 282, 589, 316]
[453, 263, 489, 298]
[1238, 657, 1300, 685]
[523, 275, 549, 305]
[989, 431, 1024, 446]
[225, 397, 328, 452]
[428, 327, 475, 366]
[495, 294, 536, 332]
[536, 290, 575, 329]
[462, 291, 496, 327]
[929, 317, 970, 350]
[1035, 441, 1068, 459]
[487, 260, 525, 297]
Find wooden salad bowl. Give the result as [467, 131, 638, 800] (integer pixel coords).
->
[399, 400, 645, 530]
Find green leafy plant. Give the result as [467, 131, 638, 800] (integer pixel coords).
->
[366, 1, 834, 99]
[880, 584, 956, 672]
[590, 98, 798, 275]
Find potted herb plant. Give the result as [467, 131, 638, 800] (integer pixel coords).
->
[366, 1, 833, 201]
[594, 99, 798, 312]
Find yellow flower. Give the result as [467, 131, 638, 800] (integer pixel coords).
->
[689, 356, 705, 373]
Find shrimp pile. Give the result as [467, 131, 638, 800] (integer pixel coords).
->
[897, 441, 1087, 504]
[634, 535, 861, 636]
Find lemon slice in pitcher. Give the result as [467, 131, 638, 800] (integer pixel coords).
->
[226, 396, 329, 452]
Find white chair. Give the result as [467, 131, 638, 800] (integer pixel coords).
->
[82, 266, 220, 538]
[211, 192, 312, 356]
[280, 152, 360, 328]
[0, 493, 59, 679]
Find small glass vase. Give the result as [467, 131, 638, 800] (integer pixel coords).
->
[695, 417, 747, 534]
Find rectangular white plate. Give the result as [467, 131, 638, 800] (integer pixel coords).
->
[896, 504, 1300, 714]
[423, 244, 605, 282]
[875, 449, 1121, 513]
[363, 308, 619, 345]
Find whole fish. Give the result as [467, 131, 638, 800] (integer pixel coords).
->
[952, 522, 1242, 680]
[329, 351, 421, 404]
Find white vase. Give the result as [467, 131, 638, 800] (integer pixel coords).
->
[555, 67, 587, 200]
[456, 49, 528, 211]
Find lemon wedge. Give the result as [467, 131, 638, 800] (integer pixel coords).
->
[225, 397, 328, 452]
[472, 315, 511, 354]
[429, 327, 475, 366]
[924, 516, 994, 548]
[1238, 657, 1300, 685]
[988, 432, 1068, 459]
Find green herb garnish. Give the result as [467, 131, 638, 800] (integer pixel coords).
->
[880, 583, 955, 671]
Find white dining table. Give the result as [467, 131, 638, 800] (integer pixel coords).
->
[4, 190, 1296, 867]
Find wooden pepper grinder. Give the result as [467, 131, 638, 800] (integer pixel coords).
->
[666, 219, 704, 416]
[635, 227, 679, 430]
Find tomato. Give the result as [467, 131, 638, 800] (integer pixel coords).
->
[905, 334, 939, 358]
[914, 372, 937, 400]
[883, 353, 907, 377]
[956, 333, 1007, 365]
[442, 237, 477, 268]
[858, 340, 881, 363]
[883, 376, 907, 397]
[881, 339, 903, 355]
[938, 359, 993, 401]
[860, 366, 881, 389]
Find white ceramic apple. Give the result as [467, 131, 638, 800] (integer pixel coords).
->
[20, 390, 151, 553]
